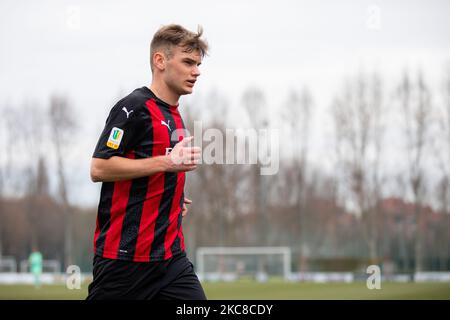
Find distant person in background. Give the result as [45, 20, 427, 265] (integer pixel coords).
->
[87, 24, 207, 300]
[29, 249, 43, 289]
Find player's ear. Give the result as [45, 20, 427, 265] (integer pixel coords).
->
[153, 52, 165, 71]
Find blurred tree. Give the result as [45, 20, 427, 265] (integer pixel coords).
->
[242, 88, 270, 246]
[21, 102, 45, 250]
[0, 103, 24, 256]
[0, 105, 4, 257]
[397, 70, 432, 272]
[49, 95, 76, 269]
[434, 63, 450, 270]
[332, 72, 385, 264]
[281, 87, 313, 271]
[35, 157, 50, 196]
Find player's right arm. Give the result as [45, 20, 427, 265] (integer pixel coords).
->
[90, 100, 200, 183]
[90, 136, 201, 182]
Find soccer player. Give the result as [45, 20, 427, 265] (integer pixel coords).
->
[87, 24, 208, 300]
[29, 248, 43, 289]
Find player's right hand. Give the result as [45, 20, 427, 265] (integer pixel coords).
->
[166, 136, 201, 172]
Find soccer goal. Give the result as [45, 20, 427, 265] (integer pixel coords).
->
[0, 256, 17, 272]
[196, 246, 292, 282]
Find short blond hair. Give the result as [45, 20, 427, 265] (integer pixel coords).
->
[150, 24, 209, 71]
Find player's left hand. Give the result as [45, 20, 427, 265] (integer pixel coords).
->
[182, 197, 192, 217]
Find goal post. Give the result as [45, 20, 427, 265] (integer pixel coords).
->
[196, 246, 292, 281]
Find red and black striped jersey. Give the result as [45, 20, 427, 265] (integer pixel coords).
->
[92, 86, 187, 262]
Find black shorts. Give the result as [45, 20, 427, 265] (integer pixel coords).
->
[86, 252, 206, 300]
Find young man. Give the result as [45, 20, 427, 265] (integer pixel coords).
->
[87, 24, 208, 300]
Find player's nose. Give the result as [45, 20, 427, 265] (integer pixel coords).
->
[192, 66, 201, 77]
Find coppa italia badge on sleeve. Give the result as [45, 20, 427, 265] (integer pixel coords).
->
[107, 127, 124, 149]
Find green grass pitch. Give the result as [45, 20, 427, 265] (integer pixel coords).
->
[0, 280, 449, 300]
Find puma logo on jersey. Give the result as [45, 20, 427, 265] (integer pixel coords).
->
[161, 120, 172, 131]
[122, 107, 134, 118]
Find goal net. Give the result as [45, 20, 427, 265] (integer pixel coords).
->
[0, 256, 17, 272]
[196, 246, 291, 282]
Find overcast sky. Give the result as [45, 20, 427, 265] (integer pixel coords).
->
[1, 0, 449, 207]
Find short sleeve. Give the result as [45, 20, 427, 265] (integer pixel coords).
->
[92, 101, 144, 159]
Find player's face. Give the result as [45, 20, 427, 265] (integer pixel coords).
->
[164, 46, 202, 96]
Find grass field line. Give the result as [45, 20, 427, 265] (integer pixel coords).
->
[0, 282, 449, 300]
